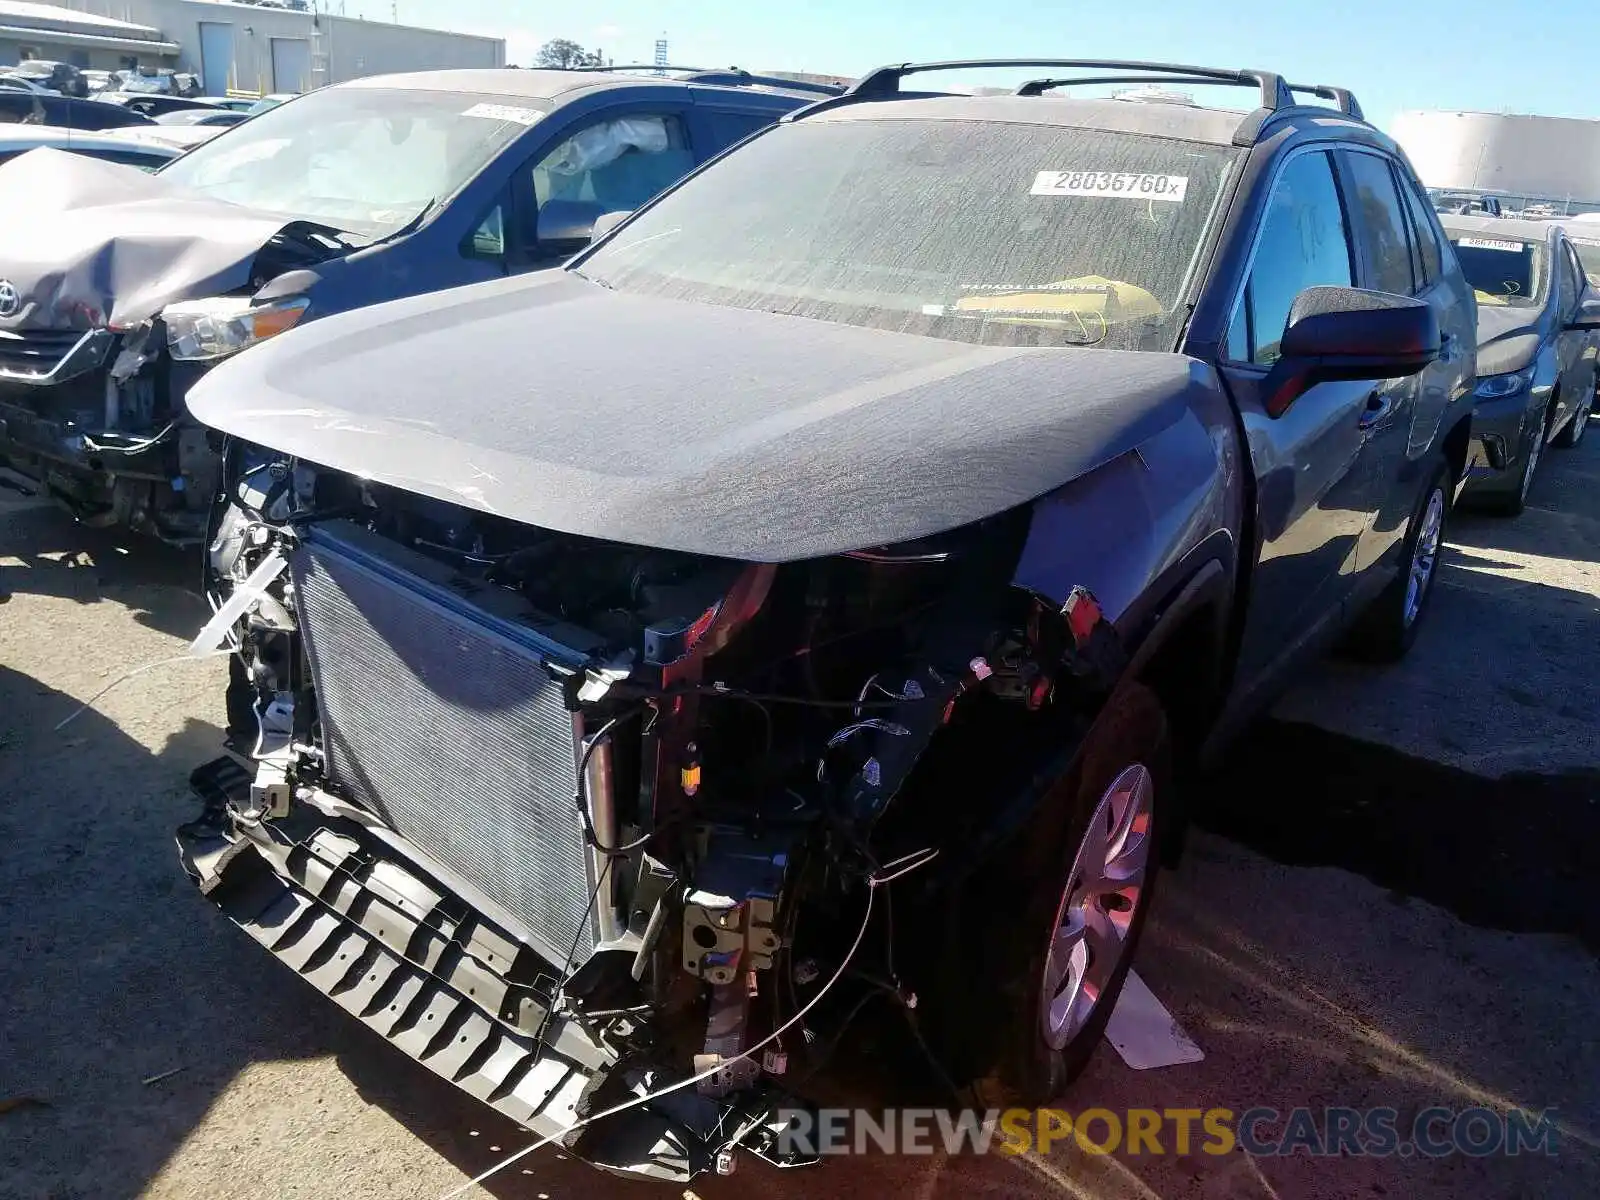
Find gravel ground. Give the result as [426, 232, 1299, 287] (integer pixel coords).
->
[2, 434, 1598, 1200]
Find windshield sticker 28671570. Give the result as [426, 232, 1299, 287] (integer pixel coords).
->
[1031, 171, 1189, 202]
[1457, 238, 1525, 252]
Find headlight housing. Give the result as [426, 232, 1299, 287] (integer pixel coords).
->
[163, 296, 309, 361]
[1473, 368, 1533, 400]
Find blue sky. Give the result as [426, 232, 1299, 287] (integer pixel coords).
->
[369, 0, 1592, 133]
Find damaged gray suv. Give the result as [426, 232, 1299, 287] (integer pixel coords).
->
[177, 60, 1477, 1183]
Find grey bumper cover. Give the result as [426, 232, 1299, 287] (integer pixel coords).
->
[173, 758, 782, 1183]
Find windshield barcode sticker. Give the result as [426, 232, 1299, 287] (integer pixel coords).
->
[1457, 237, 1525, 252]
[462, 102, 544, 125]
[1031, 170, 1189, 201]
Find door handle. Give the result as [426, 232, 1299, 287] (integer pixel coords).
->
[1358, 391, 1392, 430]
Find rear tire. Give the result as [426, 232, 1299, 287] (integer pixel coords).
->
[1345, 454, 1450, 662]
[967, 684, 1169, 1108]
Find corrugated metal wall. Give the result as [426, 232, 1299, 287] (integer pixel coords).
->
[1392, 110, 1600, 206]
[51, 0, 502, 91]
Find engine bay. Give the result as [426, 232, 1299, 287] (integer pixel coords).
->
[185, 441, 1107, 1178]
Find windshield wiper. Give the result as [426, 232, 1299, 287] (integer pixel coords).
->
[366, 198, 437, 247]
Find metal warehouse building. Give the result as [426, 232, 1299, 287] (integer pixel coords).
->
[1, 0, 503, 94]
[1390, 109, 1600, 216]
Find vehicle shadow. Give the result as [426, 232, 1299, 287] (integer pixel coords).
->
[1452, 428, 1600, 564]
[327, 822, 1600, 1200]
[1273, 432, 1600, 776]
[0, 661, 348, 1200]
[0, 496, 204, 639]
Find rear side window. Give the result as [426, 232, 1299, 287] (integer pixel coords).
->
[1342, 151, 1415, 296]
[701, 109, 780, 150]
[1233, 150, 1354, 364]
[1398, 172, 1444, 286]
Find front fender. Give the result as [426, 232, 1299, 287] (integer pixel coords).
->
[1010, 390, 1237, 639]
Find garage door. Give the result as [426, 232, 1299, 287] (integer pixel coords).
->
[270, 38, 310, 93]
[199, 22, 234, 96]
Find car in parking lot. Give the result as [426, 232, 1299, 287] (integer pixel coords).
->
[0, 66, 838, 541]
[103, 123, 228, 154]
[244, 93, 297, 115]
[8, 60, 88, 98]
[0, 73, 54, 95]
[1432, 188, 1504, 217]
[1442, 215, 1600, 513]
[96, 92, 221, 118]
[0, 92, 155, 130]
[177, 58, 1480, 1184]
[0, 125, 184, 171]
[154, 108, 250, 129]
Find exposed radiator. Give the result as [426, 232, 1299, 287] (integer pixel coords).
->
[289, 524, 608, 967]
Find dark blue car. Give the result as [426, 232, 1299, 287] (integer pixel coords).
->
[0, 67, 836, 541]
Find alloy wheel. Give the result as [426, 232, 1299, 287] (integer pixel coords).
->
[1039, 763, 1153, 1050]
[1403, 487, 1446, 627]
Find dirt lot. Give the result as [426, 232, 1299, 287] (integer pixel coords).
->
[3, 437, 1599, 1200]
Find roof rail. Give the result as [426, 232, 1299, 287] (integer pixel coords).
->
[1017, 74, 1233, 96]
[548, 63, 844, 95]
[1288, 82, 1363, 120]
[680, 69, 845, 96]
[850, 59, 1296, 111]
[556, 63, 715, 73]
[1020, 71, 1365, 125]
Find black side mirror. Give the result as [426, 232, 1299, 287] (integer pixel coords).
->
[1264, 286, 1441, 417]
[589, 209, 633, 244]
[1565, 294, 1600, 332]
[536, 198, 606, 257]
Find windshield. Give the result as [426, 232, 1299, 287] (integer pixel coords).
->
[1449, 235, 1545, 307]
[578, 118, 1237, 349]
[157, 87, 548, 238]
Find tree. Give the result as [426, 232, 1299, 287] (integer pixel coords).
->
[535, 38, 603, 69]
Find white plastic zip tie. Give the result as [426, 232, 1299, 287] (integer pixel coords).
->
[187, 548, 287, 656]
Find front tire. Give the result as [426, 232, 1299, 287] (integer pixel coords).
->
[1345, 454, 1450, 662]
[1554, 390, 1590, 449]
[969, 684, 1169, 1107]
[1480, 411, 1545, 517]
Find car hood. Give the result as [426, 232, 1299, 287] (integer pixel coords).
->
[188, 272, 1214, 562]
[1474, 303, 1546, 376]
[0, 148, 317, 331]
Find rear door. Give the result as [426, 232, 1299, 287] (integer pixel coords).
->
[1345, 152, 1471, 573]
[1216, 146, 1380, 687]
[1553, 237, 1597, 424]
